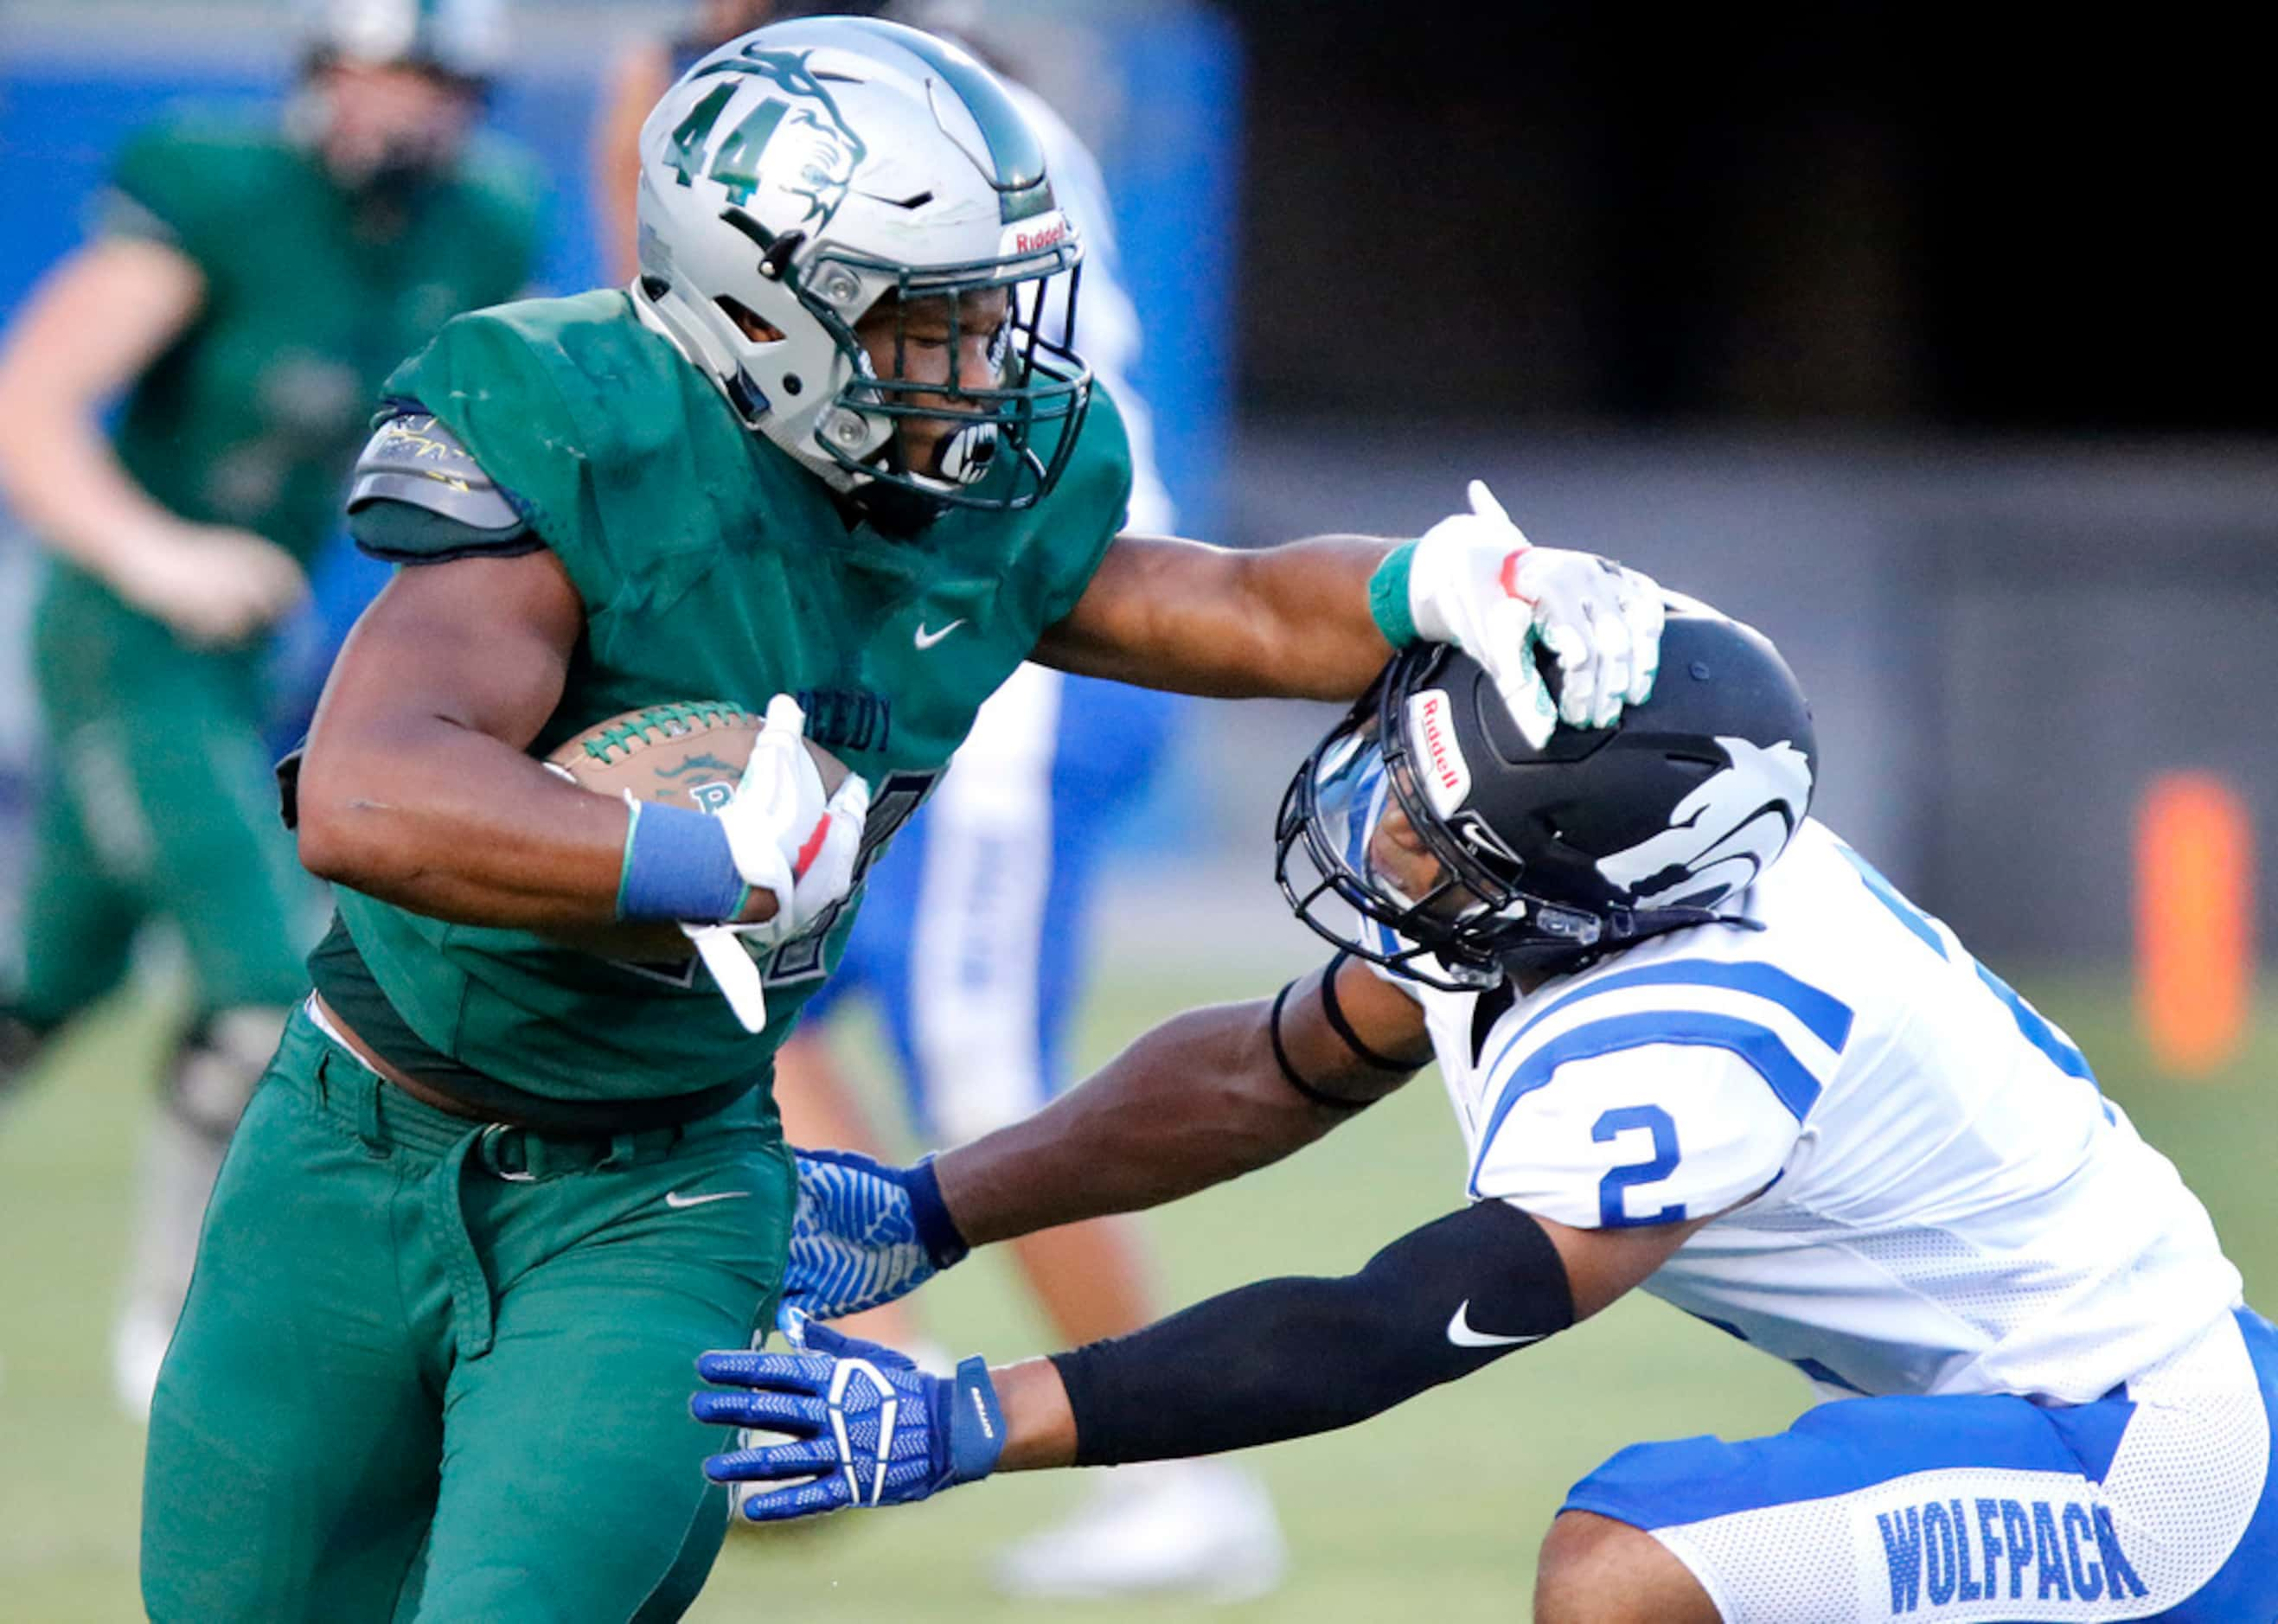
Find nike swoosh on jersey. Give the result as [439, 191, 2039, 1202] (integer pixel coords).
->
[913, 618, 967, 649]
[1445, 1300, 1546, 1349]
[664, 1190, 752, 1210]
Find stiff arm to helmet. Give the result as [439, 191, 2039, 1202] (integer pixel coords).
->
[1279, 602, 1819, 986]
[1379, 481, 1665, 748]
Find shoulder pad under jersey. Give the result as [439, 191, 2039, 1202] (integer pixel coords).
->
[349, 412, 523, 532]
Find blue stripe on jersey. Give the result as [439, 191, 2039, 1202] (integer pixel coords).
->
[1540, 960, 1852, 1054]
[1478, 958, 1853, 1090]
[1835, 841, 2100, 1086]
[1834, 842, 1949, 958]
[1974, 962, 2098, 1083]
[1469, 1010, 1824, 1197]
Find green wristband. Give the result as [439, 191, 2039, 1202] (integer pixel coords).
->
[1368, 541, 1421, 648]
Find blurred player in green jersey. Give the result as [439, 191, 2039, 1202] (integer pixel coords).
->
[0, 0, 544, 1419]
[131, 16, 1665, 1620]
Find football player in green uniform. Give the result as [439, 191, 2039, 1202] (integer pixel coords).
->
[137, 17, 1666, 1621]
[0, 0, 544, 1418]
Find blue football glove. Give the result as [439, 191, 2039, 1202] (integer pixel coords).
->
[693, 1318, 1005, 1522]
[782, 1147, 969, 1320]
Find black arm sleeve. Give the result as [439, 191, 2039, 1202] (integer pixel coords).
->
[1048, 1199, 1574, 1467]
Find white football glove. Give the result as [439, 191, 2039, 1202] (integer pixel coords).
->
[715, 694, 872, 949]
[1406, 481, 1665, 746]
[685, 696, 872, 1033]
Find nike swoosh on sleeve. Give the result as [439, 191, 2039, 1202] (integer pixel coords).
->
[665, 1190, 752, 1210]
[1445, 1300, 1546, 1349]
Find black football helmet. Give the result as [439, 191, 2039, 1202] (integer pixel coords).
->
[1274, 600, 1818, 988]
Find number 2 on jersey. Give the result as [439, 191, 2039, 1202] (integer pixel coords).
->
[1594, 1105, 1686, 1228]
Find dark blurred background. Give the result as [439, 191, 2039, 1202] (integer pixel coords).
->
[1, 0, 2270, 962]
[1227, 1, 2270, 434]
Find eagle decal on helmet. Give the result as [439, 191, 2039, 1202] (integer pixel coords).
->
[1277, 608, 1819, 986]
[1595, 738, 1814, 909]
[688, 45, 867, 229]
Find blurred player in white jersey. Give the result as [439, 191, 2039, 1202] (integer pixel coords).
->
[593, 1, 1283, 1599]
[702, 600, 2277, 1622]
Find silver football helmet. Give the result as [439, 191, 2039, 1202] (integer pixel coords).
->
[631, 16, 1091, 521]
[301, 0, 508, 86]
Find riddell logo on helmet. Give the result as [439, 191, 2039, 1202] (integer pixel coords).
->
[1014, 219, 1069, 254]
[1406, 689, 1472, 816]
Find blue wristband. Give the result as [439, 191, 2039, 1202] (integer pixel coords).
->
[905, 1155, 972, 1269]
[945, 1357, 1008, 1484]
[617, 802, 748, 923]
[1368, 541, 1421, 648]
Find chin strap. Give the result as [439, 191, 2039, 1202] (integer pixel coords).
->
[1605, 903, 1755, 943]
[1494, 904, 1760, 978]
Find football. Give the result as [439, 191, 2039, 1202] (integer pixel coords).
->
[541, 700, 849, 962]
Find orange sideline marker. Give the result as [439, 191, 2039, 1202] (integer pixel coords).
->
[2135, 773, 2254, 1077]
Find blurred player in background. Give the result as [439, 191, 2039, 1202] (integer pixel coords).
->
[0, 0, 544, 1419]
[598, 1, 1283, 1598]
[596, 0, 789, 289]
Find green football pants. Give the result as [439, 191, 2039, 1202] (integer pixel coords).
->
[16, 595, 310, 1023]
[141, 1006, 796, 1621]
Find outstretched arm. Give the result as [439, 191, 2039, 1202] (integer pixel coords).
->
[1033, 532, 1398, 700]
[697, 1201, 1701, 1516]
[937, 955, 1431, 1244]
[777, 956, 1428, 1320]
[1035, 483, 1665, 743]
[995, 1201, 1699, 1471]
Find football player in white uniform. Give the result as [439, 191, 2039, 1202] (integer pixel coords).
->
[694, 604, 2276, 1622]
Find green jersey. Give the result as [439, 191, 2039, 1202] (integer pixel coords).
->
[43, 112, 544, 646]
[330, 291, 1132, 1109]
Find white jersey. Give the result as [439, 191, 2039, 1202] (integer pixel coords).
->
[1004, 80, 1174, 535]
[931, 80, 1170, 809]
[1391, 819, 2243, 1405]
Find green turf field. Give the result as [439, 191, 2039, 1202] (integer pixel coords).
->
[3, 968, 2273, 1621]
